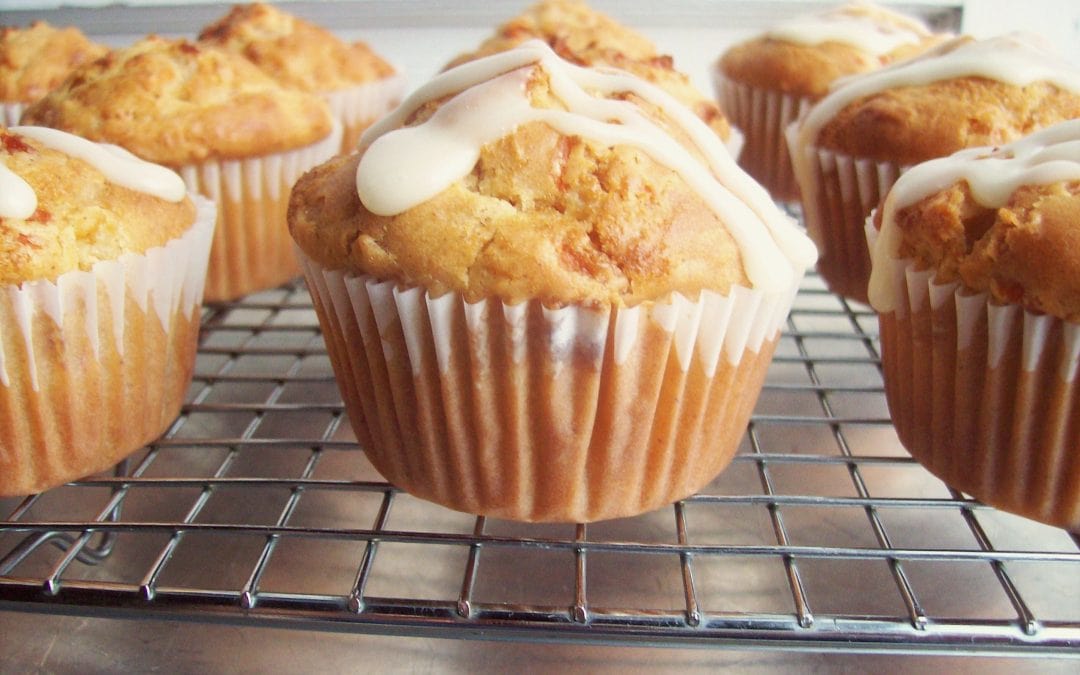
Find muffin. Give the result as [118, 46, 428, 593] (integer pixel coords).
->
[21, 36, 341, 301]
[789, 33, 1080, 304]
[714, 2, 939, 201]
[289, 40, 817, 522]
[867, 120, 1080, 530]
[0, 125, 215, 496]
[0, 21, 108, 126]
[446, 0, 740, 155]
[198, 2, 404, 154]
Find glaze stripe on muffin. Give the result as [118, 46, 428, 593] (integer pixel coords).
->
[793, 33, 1080, 161]
[869, 118, 1080, 318]
[4, 125, 186, 218]
[765, 4, 931, 55]
[358, 40, 817, 295]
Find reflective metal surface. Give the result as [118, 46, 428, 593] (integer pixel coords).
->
[2, 276, 1077, 658]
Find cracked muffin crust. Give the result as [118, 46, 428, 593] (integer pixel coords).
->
[717, 2, 938, 100]
[0, 21, 107, 105]
[288, 100, 749, 308]
[21, 35, 334, 165]
[0, 126, 194, 285]
[198, 2, 395, 92]
[445, 0, 734, 145]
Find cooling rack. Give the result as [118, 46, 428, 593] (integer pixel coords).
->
[1, 274, 1077, 657]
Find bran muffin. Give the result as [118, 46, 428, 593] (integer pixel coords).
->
[789, 33, 1080, 304]
[21, 35, 341, 301]
[198, 2, 404, 153]
[446, 0, 740, 155]
[0, 125, 214, 496]
[289, 41, 816, 522]
[868, 120, 1080, 530]
[715, 2, 940, 201]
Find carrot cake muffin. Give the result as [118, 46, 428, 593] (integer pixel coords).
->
[22, 36, 341, 300]
[289, 40, 817, 522]
[715, 2, 940, 201]
[447, 0, 739, 154]
[868, 119, 1080, 530]
[198, 2, 404, 153]
[789, 33, 1080, 303]
[0, 20, 108, 126]
[0, 125, 214, 495]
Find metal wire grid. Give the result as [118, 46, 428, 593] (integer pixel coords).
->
[0, 275, 1078, 655]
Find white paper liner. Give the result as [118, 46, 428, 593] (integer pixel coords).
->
[3, 102, 24, 127]
[298, 248, 805, 522]
[877, 255, 1080, 529]
[788, 133, 904, 303]
[0, 195, 215, 389]
[0, 195, 216, 495]
[714, 73, 811, 202]
[179, 120, 342, 301]
[324, 72, 407, 154]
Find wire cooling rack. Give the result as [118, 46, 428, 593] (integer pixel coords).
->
[0, 274, 1077, 656]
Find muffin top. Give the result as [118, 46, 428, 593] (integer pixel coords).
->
[20, 36, 334, 165]
[869, 119, 1080, 321]
[797, 34, 1080, 165]
[198, 2, 395, 92]
[289, 41, 816, 308]
[718, 2, 938, 99]
[445, 0, 733, 143]
[0, 21, 109, 104]
[0, 125, 194, 285]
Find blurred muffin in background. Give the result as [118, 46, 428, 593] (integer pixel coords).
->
[447, 0, 741, 155]
[199, 2, 405, 153]
[0, 21, 108, 126]
[788, 32, 1080, 303]
[22, 36, 341, 301]
[714, 1, 941, 202]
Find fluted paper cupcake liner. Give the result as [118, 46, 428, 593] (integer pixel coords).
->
[179, 120, 342, 301]
[3, 102, 24, 127]
[713, 74, 811, 202]
[324, 72, 407, 154]
[0, 195, 216, 496]
[787, 124, 905, 304]
[874, 250, 1080, 530]
[299, 249, 803, 522]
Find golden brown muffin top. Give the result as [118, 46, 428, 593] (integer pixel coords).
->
[290, 45, 816, 308]
[885, 180, 1080, 321]
[198, 2, 395, 92]
[802, 35, 1080, 165]
[0, 126, 195, 285]
[868, 121, 1080, 321]
[20, 36, 334, 165]
[0, 21, 108, 104]
[446, 0, 733, 141]
[718, 3, 938, 98]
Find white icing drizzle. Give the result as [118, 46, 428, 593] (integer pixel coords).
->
[357, 40, 816, 294]
[766, 2, 931, 56]
[0, 160, 37, 219]
[794, 33, 1080, 166]
[868, 119, 1080, 312]
[8, 126, 187, 205]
